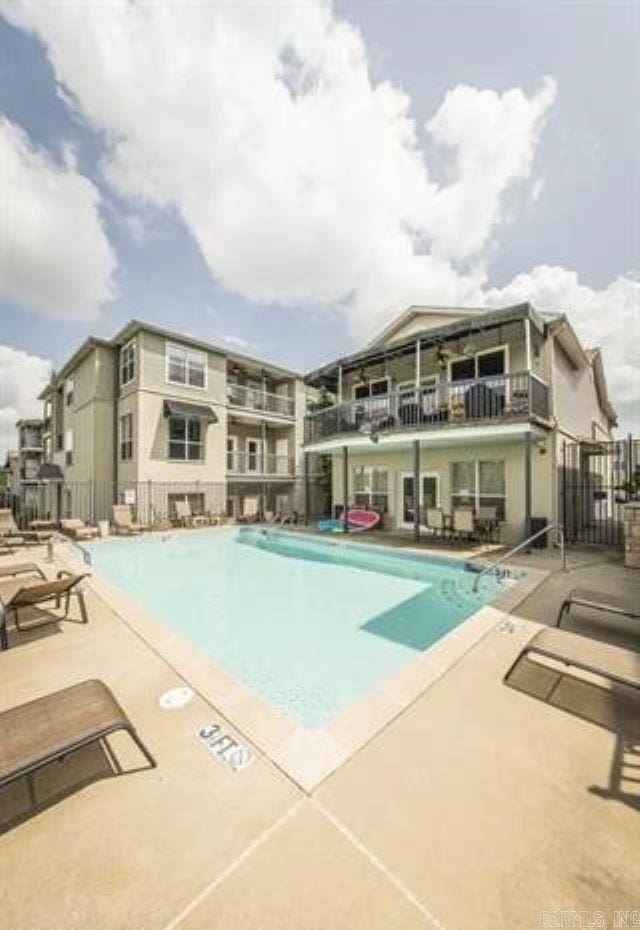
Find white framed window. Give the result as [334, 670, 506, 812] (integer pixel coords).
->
[120, 339, 136, 386]
[65, 378, 74, 406]
[166, 343, 207, 389]
[120, 413, 133, 461]
[352, 465, 388, 513]
[451, 460, 505, 520]
[64, 427, 74, 466]
[226, 436, 237, 470]
[168, 416, 203, 461]
[246, 438, 262, 472]
[353, 377, 389, 400]
[448, 345, 509, 382]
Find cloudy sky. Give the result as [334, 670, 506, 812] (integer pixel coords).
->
[0, 0, 638, 458]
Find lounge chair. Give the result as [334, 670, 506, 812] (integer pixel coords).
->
[475, 506, 499, 542]
[0, 570, 90, 650]
[452, 507, 475, 541]
[173, 499, 208, 528]
[504, 627, 640, 695]
[556, 589, 640, 628]
[0, 679, 156, 794]
[60, 518, 100, 540]
[237, 496, 260, 523]
[0, 508, 54, 545]
[0, 562, 46, 582]
[112, 504, 150, 536]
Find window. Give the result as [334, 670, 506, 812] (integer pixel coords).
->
[353, 378, 388, 400]
[64, 428, 73, 466]
[65, 378, 74, 406]
[451, 460, 505, 520]
[449, 346, 507, 382]
[120, 340, 136, 386]
[120, 413, 133, 461]
[168, 416, 202, 460]
[226, 437, 237, 470]
[353, 466, 388, 512]
[166, 343, 206, 388]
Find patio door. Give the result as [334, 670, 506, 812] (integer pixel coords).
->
[247, 438, 262, 472]
[399, 472, 439, 528]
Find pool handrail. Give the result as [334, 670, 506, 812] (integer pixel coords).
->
[472, 522, 566, 592]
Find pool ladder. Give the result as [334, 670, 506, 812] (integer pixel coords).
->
[472, 522, 566, 592]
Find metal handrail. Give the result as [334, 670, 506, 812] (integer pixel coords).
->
[48, 532, 93, 566]
[472, 522, 565, 592]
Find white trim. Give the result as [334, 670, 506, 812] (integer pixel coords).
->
[246, 436, 262, 473]
[398, 471, 440, 529]
[447, 343, 510, 382]
[165, 341, 208, 390]
[524, 318, 532, 372]
[352, 376, 389, 400]
[120, 338, 136, 387]
[304, 422, 548, 453]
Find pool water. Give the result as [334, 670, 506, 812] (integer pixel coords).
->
[86, 527, 505, 729]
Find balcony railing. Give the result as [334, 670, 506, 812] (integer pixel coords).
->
[227, 452, 295, 477]
[227, 384, 294, 418]
[305, 372, 549, 445]
[20, 467, 40, 481]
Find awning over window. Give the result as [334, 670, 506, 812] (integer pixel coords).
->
[163, 399, 218, 423]
[37, 463, 64, 481]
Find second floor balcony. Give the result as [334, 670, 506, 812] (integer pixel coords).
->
[227, 383, 294, 419]
[304, 371, 550, 446]
[227, 451, 295, 478]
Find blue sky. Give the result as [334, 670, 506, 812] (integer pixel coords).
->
[0, 1, 638, 454]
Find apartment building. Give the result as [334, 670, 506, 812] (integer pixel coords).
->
[37, 321, 308, 523]
[303, 303, 617, 545]
[1, 420, 46, 517]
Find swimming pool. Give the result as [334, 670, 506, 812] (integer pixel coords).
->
[86, 528, 507, 729]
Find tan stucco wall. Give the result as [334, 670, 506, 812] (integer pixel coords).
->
[329, 438, 553, 545]
[552, 341, 610, 443]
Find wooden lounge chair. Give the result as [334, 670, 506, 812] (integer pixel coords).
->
[0, 508, 53, 545]
[556, 589, 640, 628]
[504, 627, 640, 695]
[0, 571, 90, 650]
[60, 518, 100, 540]
[0, 679, 156, 795]
[112, 504, 149, 536]
[0, 562, 46, 582]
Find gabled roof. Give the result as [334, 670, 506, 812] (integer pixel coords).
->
[365, 304, 490, 349]
[306, 303, 545, 386]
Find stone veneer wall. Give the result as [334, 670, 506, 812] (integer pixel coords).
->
[623, 502, 640, 569]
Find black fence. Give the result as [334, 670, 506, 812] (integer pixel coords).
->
[4, 475, 332, 530]
[560, 436, 639, 546]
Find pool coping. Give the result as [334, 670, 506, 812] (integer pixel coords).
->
[58, 528, 548, 793]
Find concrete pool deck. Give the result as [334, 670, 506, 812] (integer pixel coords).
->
[0, 539, 638, 929]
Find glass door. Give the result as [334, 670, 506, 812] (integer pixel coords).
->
[399, 473, 439, 528]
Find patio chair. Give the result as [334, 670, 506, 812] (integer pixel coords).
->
[0, 571, 90, 650]
[452, 507, 475, 541]
[504, 627, 640, 695]
[173, 499, 208, 528]
[0, 509, 53, 545]
[425, 507, 445, 538]
[111, 504, 149, 536]
[556, 589, 640, 628]
[60, 518, 100, 541]
[475, 506, 499, 543]
[237, 496, 260, 523]
[0, 679, 156, 795]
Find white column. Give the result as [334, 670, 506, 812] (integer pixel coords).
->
[524, 318, 532, 372]
[415, 339, 421, 388]
[337, 365, 343, 404]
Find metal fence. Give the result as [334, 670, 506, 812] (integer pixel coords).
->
[5, 475, 332, 530]
[559, 436, 639, 546]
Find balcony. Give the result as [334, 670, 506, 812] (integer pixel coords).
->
[20, 466, 40, 482]
[227, 452, 295, 478]
[227, 384, 294, 418]
[304, 372, 549, 445]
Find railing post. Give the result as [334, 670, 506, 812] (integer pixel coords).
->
[342, 445, 349, 533]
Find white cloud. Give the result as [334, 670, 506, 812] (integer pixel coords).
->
[2, 2, 552, 318]
[0, 344, 51, 460]
[0, 117, 116, 320]
[3, 2, 636, 428]
[485, 266, 640, 430]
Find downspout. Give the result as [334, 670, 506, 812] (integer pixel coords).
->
[112, 348, 119, 505]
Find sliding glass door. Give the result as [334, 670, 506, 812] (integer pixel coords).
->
[399, 473, 439, 528]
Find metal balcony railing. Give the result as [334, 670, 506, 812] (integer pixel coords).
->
[305, 372, 549, 445]
[227, 452, 295, 477]
[227, 384, 294, 417]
